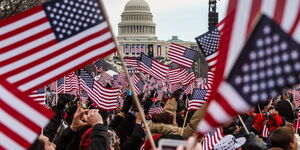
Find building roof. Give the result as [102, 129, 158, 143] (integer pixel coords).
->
[124, 0, 150, 12]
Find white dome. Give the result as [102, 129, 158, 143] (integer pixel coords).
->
[124, 0, 150, 12]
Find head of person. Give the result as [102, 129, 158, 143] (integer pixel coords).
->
[270, 125, 297, 150]
[213, 134, 246, 150]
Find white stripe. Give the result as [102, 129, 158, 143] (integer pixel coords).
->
[197, 119, 212, 134]
[224, 0, 252, 77]
[0, 131, 25, 150]
[8, 32, 112, 83]
[19, 42, 116, 91]
[0, 11, 45, 35]
[0, 33, 55, 61]
[0, 22, 108, 75]
[1, 22, 50, 49]
[0, 109, 36, 143]
[206, 51, 219, 61]
[0, 84, 49, 126]
[281, 0, 300, 32]
[218, 81, 251, 113]
[261, 0, 277, 19]
[293, 23, 300, 43]
[207, 100, 232, 123]
[208, 60, 217, 67]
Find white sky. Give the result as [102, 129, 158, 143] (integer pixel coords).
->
[102, 0, 229, 42]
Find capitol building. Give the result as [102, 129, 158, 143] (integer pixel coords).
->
[107, 0, 207, 75]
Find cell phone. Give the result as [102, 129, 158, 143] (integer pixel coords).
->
[158, 139, 187, 150]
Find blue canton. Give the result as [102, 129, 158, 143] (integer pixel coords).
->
[196, 27, 220, 57]
[43, 0, 105, 41]
[183, 48, 196, 60]
[140, 53, 152, 68]
[79, 69, 94, 89]
[192, 89, 207, 100]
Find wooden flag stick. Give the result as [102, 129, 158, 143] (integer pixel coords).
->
[238, 115, 249, 135]
[294, 86, 299, 134]
[98, 1, 156, 150]
[181, 111, 189, 135]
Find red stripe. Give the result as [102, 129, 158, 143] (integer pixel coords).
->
[4, 27, 110, 79]
[1, 40, 57, 69]
[0, 80, 53, 119]
[0, 17, 48, 41]
[24, 46, 116, 94]
[0, 123, 30, 148]
[0, 28, 53, 56]
[0, 99, 41, 133]
[246, 0, 262, 35]
[289, 3, 300, 34]
[274, 0, 287, 24]
[0, 6, 43, 27]
[15, 37, 114, 88]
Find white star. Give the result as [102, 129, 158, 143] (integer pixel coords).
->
[242, 64, 250, 72]
[268, 80, 275, 88]
[59, 34, 63, 38]
[270, 90, 277, 97]
[291, 50, 299, 60]
[252, 84, 259, 92]
[251, 62, 258, 71]
[256, 39, 264, 47]
[47, 6, 51, 11]
[263, 26, 271, 34]
[250, 51, 257, 60]
[294, 62, 300, 71]
[251, 73, 258, 81]
[243, 75, 250, 83]
[280, 42, 287, 51]
[284, 65, 292, 73]
[259, 60, 265, 68]
[243, 85, 250, 94]
[265, 36, 272, 45]
[251, 94, 259, 103]
[273, 55, 280, 64]
[266, 58, 272, 66]
[277, 77, 284, 86]
[260, 92, 268, 101]
[275, 66, 282, 75]
[234, 76, 242, 85]
[259, 71, 266, 79]
[260, 82, 267, 90]
[267, 69, 273, 77]
[55, 2, 60, 7]
[281, 53, 289, 62]
[53, 8, 57, 13]
[273, 45, 279, 53]
[273, 34, 280, 42]
[288, 76, 296, 84]
[258, 50, 264, 58]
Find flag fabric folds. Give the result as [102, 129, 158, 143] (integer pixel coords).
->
[56, 77, 65, 94]
[188, 88, 208, 111]
[197, 13, 300, 135]
[202, 127, 224, 150]
[65, 72, 79, 93]
[168, 43, 196, 68]
[125, 58, 139, 68]
[139, 53, 168, 80]
[0, 0, 117, 93]
[79, 69, 119, 111]
[29, 87, 46, 105]
[0, 80, 53, 149]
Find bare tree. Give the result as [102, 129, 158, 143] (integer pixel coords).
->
[0, 0, 47, 20]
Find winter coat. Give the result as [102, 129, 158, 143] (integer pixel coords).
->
[253, 113, 282, 132]
[149, 103, 207, 139]
[80, 124, 109, 150]
[121, 124, 145, 150]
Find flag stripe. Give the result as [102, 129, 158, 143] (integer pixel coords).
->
[0, 131, 25, 150]
[274, 0, 286, 24]
[0, 123, 29, 149]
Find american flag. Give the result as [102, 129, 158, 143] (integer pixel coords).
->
[169, 83, 182, 93]
[29, 87, 46, 105]
[139, 53, 168, 80]
[125, 58, 139, 68]
[65, 72, 79, 93]
[197, 12, 300, 135]
[79, 69, 94, 89]
[79, 69, 119, 111]
[148, 103, 164, 117]
[131, 73, 141, 94]
[94, 59, 104, 73]
[0, 0, 116, 94]
[0, 80, 53, 149]
[124, 44, 129, 54]
[261, 123, 270, 138]
[56, 77, 65, 94]
[116, 72, 127, 85]
[98, 71, 113, 83]
[287, 86, 300, 107]
[80, 90, 89, 104]
[168, 43, 197, 68]
[188, 89, 208, 111]
[202, 127, 224, 150]
[184, 84, 194, 95]
[168, 68, 195, 86]
[196, 19, 226, 70]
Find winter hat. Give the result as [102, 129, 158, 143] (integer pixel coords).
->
[213, 134, 246, 150]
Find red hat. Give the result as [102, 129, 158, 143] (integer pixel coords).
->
[143, 134, 162, 150]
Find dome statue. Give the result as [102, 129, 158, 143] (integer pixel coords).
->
[117, 0, 157, 40]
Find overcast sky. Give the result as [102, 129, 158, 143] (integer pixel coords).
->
[102, 0, 228, 42]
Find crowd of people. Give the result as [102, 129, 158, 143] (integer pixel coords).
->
[29, 88, 300, 150]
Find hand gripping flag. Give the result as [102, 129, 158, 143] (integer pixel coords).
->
[0, 0, 117, 94]
[197, 14, 300, 134]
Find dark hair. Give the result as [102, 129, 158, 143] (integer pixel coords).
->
[152, 112, 174, 125]
[270, 126, 294, 150]
[172, 89, 184, 100]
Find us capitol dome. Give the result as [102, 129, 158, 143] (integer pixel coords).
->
[107, 0, 205, 75]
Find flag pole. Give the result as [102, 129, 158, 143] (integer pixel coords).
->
[238, 115, 249, 135]
[98, 2, 156, 150]
[63, 76, 66, 93]
[294, 86, 299, 134]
